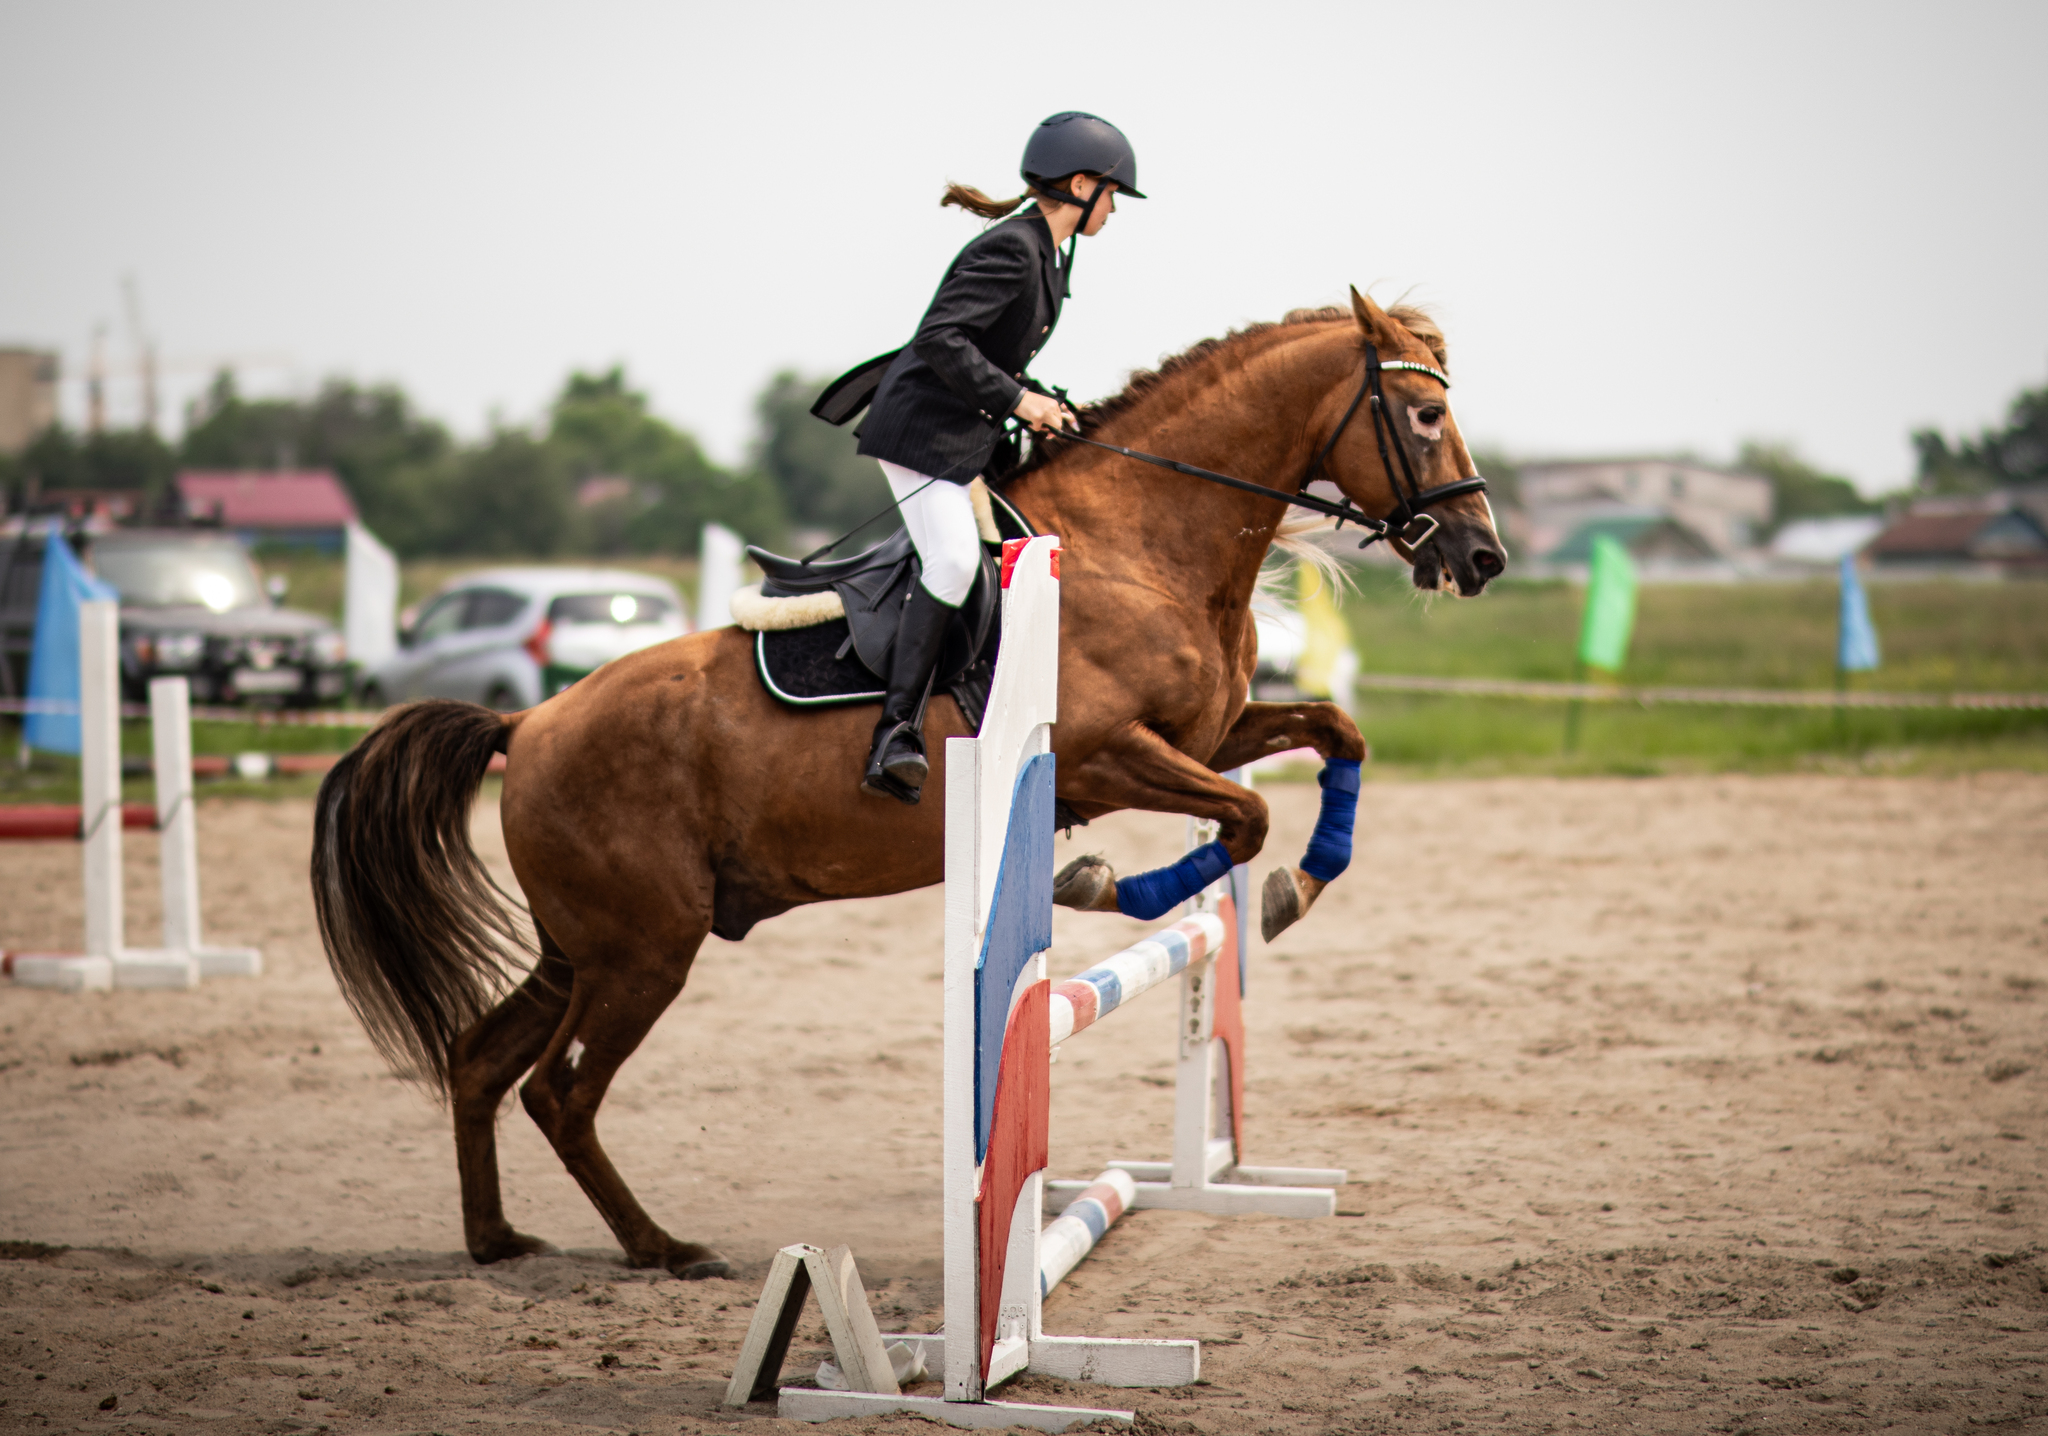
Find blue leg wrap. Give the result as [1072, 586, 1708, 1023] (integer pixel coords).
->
[1299, 759, 1361, 883]
[1115, 840, 1233, 922]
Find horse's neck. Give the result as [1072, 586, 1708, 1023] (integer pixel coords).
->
[1039, 329, 1344, 611]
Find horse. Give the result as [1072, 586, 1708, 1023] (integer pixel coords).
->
[311, 287, 1506, 1280]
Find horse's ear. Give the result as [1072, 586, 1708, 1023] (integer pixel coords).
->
[1350, 285, 1399, 347]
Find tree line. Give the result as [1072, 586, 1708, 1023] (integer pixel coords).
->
[0, 366, 890, 558]
[1913, 379, 2048, 494]
[5, 363, 2040, 557]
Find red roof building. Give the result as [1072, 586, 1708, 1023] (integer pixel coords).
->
[176, 470, 358, 549]
[1865, 498, 2048, 573]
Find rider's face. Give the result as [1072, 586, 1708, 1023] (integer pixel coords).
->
[1072, 175, 1118, 236]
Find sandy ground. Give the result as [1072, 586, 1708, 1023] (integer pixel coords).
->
[2, 773, 2045, 1435]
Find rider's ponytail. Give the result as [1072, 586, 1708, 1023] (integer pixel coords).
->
[941, 183, 1029, 219]
[942, 173, 1101, 220]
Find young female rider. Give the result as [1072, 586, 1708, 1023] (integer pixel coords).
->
[851, 110, 1143, 803]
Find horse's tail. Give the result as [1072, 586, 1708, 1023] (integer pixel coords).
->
[311, 700, 532, 1099]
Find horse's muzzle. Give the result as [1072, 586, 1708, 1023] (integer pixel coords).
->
[1411, 518, 1506, 596]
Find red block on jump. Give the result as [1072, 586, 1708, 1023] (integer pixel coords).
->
[0, 804, 158, 841]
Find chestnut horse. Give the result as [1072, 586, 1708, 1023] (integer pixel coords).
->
[311, 288, 1505, 1279]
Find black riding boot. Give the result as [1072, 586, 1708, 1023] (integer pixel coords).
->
[860, 584, 954, 804]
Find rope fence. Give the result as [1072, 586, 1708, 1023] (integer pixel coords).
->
[1, 698, 384, 726]
[1350, 674, 2048, 711]
[8, 681, 2047, 728]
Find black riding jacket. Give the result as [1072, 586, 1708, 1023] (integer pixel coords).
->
[858, 211, 1066, 484]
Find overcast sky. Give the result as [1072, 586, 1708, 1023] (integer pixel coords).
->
[3, 1, 2044, 494]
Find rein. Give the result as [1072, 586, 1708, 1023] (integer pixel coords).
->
[1039, 344, 1486, 550]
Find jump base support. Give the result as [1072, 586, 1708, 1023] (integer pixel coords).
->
[7, 955, 114, 992]
[110, 949, 201, 991]
[1046, 1154, 1347, 1220]
[195, 945, 263, 978]
[778, 1389, 1132, 1431]
[878, 1332, 1198, 1390]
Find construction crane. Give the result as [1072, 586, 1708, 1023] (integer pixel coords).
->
[120, 274, 159, 433]
[85, 275, 295, 433]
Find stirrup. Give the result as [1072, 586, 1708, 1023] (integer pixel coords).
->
[860, 769, 922, 805]
[861, 722, 925, 805]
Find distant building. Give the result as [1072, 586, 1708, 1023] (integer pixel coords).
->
[1769, 515, 1886, 565]
[176, 470, 358, 550]
[1865, 496, 2048, 574]
[1515, 459, 1773, 562]
[0, 348, 59, 455]
[1545, 514, 1720, 565]
[576, 475, 638, 509]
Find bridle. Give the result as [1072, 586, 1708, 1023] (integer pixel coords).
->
[1036, 343, 1488, 550]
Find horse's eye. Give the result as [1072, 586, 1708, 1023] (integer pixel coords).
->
[1420, 407, 1445, 426]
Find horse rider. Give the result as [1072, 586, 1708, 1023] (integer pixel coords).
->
[852, 111, 1143, 803]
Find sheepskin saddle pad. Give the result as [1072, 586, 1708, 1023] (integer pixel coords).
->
[733, 480, 1036, 727]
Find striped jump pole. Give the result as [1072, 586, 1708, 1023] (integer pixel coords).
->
[1037, 1168, 1134, 1300]
[777, 536, 1344, 1434]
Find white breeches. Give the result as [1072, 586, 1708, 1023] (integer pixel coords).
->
[880, 460, 981, 607]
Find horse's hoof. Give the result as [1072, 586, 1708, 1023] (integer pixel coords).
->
[1053, 854, 1120, 912]
[469, 1230, 557, 1265]
[664, 1244, 733, 1281]
[1260, 867, 1326, 942]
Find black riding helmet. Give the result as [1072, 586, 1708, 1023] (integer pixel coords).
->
[1022, 111, 1146, 201]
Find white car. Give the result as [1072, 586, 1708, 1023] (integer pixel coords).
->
[1251, 589, 1305, 696]
[361, 566, 688, 710]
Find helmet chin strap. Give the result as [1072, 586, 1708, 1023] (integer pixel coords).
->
[1032, 177, 1105, 295]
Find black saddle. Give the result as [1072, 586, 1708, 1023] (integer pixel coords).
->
[747, 526, 997, 692]
[744, 488, 1038, 730]
[750, 535, 908, 588]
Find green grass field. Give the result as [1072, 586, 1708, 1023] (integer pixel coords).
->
[6, 559, 2045, 802]
[1331, 567, 2048, 776]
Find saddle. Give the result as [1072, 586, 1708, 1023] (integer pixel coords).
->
[740, 483, 1037, 733]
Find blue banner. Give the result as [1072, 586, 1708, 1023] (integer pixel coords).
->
[1838, 556, 1880, 673]
[24, 529, 119, 755]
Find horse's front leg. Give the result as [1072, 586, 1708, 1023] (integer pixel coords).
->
[1052, 721, 1272, 920]
[1205, 699, 1367, 771]
[1054, 707, 1366, 939]
[1201, 699, 1367, 939]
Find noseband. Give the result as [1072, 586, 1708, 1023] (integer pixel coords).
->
[1037, 343, 1487, 549]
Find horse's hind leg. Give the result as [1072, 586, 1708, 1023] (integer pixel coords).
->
[519, 940, 730, 1280]
[450, 928, 574, 1264]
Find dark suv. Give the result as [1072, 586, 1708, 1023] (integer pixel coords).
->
[96, 530, 349, 704]
[0, 528, 349, 705]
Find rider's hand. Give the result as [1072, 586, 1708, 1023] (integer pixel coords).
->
[1014, 390, 1076, 432]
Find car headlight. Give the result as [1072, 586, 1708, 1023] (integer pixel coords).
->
[309, 631, 347, 667]
[155, 632, 206, 669]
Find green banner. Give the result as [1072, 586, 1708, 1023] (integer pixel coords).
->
[1578, 534, 1638, 672]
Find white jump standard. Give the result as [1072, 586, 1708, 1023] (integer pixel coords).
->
[6, 600, 262, 992]
[775, 536, 1343, 1432]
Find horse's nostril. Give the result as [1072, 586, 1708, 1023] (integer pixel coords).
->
[1472, 548, 1505, 579]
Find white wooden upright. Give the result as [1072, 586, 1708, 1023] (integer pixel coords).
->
[78, 601, 126, 966]
[150, 677, 262, 979]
